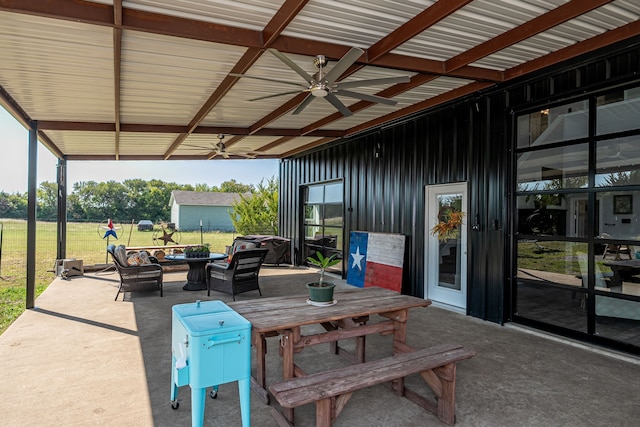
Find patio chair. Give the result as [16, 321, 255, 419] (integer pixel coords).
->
[206, 248, 268, 300]
[107, 244, 163, 301]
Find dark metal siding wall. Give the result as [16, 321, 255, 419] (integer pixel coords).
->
[280, 102, 506, 322]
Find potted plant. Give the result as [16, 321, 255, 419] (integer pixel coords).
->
[184, 244, 210, 259]
[306, 251, 341, 304]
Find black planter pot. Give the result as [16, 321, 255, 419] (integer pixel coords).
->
[306, 282, 336, 303]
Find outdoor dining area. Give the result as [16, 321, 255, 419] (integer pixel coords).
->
[1, 266, 639, 426]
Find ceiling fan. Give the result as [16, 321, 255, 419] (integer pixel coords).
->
[231, 47, 410, 117]
[182, 134, 257, 159]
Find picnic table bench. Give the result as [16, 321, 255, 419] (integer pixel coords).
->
[268, 343, 475, 427]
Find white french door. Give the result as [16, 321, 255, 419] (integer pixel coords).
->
[425, 183, 468, 311]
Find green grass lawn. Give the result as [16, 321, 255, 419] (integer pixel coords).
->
[0, 219, 236, 334]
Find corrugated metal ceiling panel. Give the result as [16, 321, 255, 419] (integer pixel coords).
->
[120, 30, 247, 125]
[124, 0, 284, 30]
[282, 0, 430, 47]
[473, 1, 640, 70]
[47, 131, 117, 155]
[118, 132, 178, 156]
[394, 0, 566, 63]
[0, 13, 114, 122]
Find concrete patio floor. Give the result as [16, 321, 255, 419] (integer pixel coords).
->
[1, 265, 639, 426]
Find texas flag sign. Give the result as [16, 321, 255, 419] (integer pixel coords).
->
[347, 231, 406, 292]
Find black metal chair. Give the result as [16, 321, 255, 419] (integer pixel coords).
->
[206, 249, 268, 300]
[107, 244, 163, 301]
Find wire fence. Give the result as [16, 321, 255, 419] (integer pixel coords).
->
[0, 219, 236, 287]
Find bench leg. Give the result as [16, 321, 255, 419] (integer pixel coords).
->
[281, 330, 296, 424]
[316, 398, 332, 427]
[436, 363, 457, 426]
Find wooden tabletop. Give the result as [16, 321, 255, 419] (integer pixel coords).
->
[228, 287, 431, 333]
[603, 259, 640, 269]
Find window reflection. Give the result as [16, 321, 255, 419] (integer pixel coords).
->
[517, 144, 588, 191]
[303, 182, 343, 271]
[595, 190, 640, 240]
[595, 136, 640, 187]
[596, 87, 640, 135]
[517, 101, 588, 148]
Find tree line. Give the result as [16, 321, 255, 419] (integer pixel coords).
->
[0, 178, 266, 225]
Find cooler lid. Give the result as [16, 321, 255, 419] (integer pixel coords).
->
[180, 310, 250, 336]
[172, 300, 231, 318]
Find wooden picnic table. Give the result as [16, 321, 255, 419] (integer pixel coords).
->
[228, 286, 431, 423]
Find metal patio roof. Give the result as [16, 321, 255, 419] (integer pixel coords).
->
[1, 0, 639, 162]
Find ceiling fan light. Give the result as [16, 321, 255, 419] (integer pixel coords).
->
[311, 87, 328, 97]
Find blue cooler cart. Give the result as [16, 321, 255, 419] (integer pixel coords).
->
[171, 300, 251, 427]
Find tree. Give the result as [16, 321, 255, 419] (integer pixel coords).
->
[219, 179, 254, 194]
[0, 191, 27, 218]
[230, 177, 278, 235]
[37, 181, 58, 220]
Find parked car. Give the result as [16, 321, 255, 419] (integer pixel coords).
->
[137, 220, 154, 231]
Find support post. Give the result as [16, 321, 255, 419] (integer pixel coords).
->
[56, 158, 67, 260]
[26, 121, 38, 309]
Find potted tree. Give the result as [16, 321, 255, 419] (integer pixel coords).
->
[306, 251, 341, 305]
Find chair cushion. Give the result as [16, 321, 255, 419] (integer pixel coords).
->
[114, 244, 129, 266]
[227, 240, 257, 262]
[127, 251, 152, 266]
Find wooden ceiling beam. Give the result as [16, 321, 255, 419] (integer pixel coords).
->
[262, 0, 309, 46]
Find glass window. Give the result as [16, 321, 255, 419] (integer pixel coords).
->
[517, 144, 588, 191]
[516, 193, 577, 237]
[594, 295, 640, 347]
[597, 87, 640, 135]
[516, 101, 588, 148]
[303, 181, 344, 272]
[595, 136, 640, 187]
[515, 86, 640, 352]
[325, 183, 343, 203]
[595, 190, 640, 240]
[307, 186, 324, 203]
[515, 283, 588, 332]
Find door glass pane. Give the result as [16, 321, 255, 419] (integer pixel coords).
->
[307, 186, 324, 203]
[324, 182, 343, 203]
[595, 295, 640, 347]
[597, 87, 640, 135]
[304, 204, 322, 225]
[436, 193, 463, 291]
[517, 144, 588, 191]
[596, 136, 640, 187]
[595, 190, 640, 240]
[516, 101, 588, 149]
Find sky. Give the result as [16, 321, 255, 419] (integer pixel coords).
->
[0, 106, 279, 194]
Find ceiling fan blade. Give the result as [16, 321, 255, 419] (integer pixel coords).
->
[292, 93, 315, 115]
[337, 76, 410, 89]
[182, 143, 216, 151]
[268, 49, 314, 84]
[324, 93, 352, 117]
[324, 47, 364, 85]
[229, 73, 306, 88]
[337, 89, 398, 106]
[249, 90, 304, 102]
[222, 152, 230, 159]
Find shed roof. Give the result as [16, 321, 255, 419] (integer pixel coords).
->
[170, 190, 248, 207]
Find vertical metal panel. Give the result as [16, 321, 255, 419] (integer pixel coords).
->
[280, 100, 503, 309]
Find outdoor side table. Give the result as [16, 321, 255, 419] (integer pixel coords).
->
[171, 300, 251, 427]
